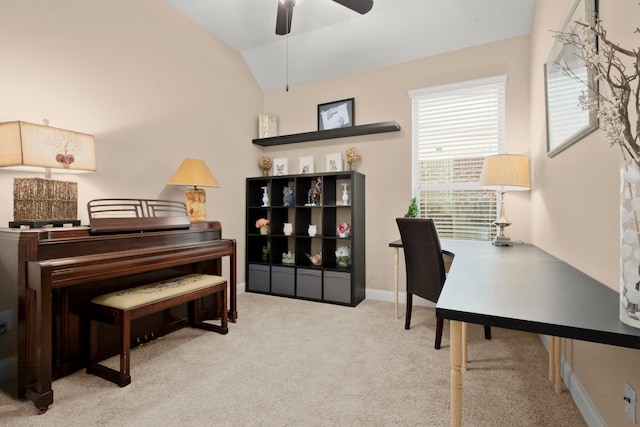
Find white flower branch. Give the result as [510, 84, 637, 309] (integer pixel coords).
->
[553, 16, 640, 161]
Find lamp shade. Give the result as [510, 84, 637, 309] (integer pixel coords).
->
[0, 121, 96, 174]
[167, 158, 219, 188]
[480, 154, 530, 191]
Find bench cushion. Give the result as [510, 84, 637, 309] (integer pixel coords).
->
[91, 273, 226, 310]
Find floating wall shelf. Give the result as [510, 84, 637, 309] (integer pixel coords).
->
[252, 121, 401, 147]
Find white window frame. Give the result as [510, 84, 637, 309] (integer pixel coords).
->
[408, 75, 506, 240]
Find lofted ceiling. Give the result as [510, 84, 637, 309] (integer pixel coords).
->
[165, 0, 535, 92]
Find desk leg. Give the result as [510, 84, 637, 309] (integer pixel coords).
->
[450, 320, 463, 427]
[548, 336, 555, 382]
[554, 336, 562, 394]
[461, 322, 468, 371]
[394, 247, 399, 319]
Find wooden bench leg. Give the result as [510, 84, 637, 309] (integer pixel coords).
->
[87, 308, 131, 387]
[118, 310, 132, 387]
[190, 285, 228, 334]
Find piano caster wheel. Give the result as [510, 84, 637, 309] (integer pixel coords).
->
[38, 407, 48, 415]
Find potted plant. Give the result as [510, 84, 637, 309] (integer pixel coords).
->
[255, 218, 270, 234]
[405, 198, 419, 218]
[335, 246, 351, 267]
[337, 222, 351, 238]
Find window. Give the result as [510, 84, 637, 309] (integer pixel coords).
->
[409, 75, 506, 240]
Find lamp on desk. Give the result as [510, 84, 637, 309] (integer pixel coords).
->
[167, 158, 219, 222]
[480, 154, 530, 246]
[0, 120, 96, 227]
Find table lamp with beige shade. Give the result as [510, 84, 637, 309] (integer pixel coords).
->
[167, 158, 219, 222]
[480, 154, 530, 246]
[0, 120, 96, 227]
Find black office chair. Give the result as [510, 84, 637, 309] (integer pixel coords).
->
[396, 217, 491, 349]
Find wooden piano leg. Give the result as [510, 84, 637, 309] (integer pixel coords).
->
[26, 262, 54, 414]
[228, 241, 238, 322]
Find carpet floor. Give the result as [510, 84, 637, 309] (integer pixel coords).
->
[0, 292, 586, 426]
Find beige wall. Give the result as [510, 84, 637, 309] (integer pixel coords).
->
[263, 35, 532, 295]
[1, 0, 638, 424]
[0, 0, 265, 279]
[530, 1, 640, 425]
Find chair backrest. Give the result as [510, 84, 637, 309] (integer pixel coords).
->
[396, 217, 449, 303]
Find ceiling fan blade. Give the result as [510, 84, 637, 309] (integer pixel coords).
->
[332, 0, 373, 14]
[275, 0, 295, 35]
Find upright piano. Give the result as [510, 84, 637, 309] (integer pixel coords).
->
[0, 220, 236, 413]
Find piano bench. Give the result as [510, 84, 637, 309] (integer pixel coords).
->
[87, 273, 228, 387]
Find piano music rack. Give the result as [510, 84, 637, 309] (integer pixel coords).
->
[88, 198, 191, 233]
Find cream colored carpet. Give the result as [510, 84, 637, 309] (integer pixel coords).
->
[0, 292, 585, 426]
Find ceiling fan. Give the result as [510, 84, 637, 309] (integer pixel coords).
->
[276, 0, 374, 35]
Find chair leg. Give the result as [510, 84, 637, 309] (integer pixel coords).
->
[435, 317, 444, 349]
[404, 293, 413, 330]
[484, 325, 492, 340]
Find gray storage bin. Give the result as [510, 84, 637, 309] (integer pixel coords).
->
[296, 268, 322, 299]
[324, 271, 351, 304]
[248, 264, 270, 292]
[272, 266, 295, 296]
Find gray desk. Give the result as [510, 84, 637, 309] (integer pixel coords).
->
[435, 240, 640, 426]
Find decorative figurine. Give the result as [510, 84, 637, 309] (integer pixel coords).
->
[306, 177, 322, 206]
[282, 251, 295, 264]
[283, 186, 295, 206]
[306, 251, 323, 266]
[283, 223, 293, 236]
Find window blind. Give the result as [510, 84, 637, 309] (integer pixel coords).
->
[409, 75, 506, 240]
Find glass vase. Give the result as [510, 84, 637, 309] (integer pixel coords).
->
[337, 256, 350, 267]
[620, 160, 640, 329]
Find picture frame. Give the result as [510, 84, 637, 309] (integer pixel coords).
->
[273, 158, 288, 176]
[544, 0, 598, 157]
[299, 156, 315, 174]
[317, 98, 355, 130]
[326, 153, 343, 172]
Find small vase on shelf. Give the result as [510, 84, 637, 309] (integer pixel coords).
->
[260, 225, 269, 235]
[283, 223, 293, 236]
[261, 186, 269, 207]
[337, 256, 350, 267]
[341, 183, 350, 205]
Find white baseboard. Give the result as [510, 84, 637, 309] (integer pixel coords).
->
[536, 336, 605, 427]
[365, 287, 435, 307]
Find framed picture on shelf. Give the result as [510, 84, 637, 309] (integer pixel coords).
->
[273, 158, 288, 176]
[299, 156, 315, 174]
[544, 0, 598, 157]
[317, 98, 355, 130]
[326, 153, 342, 172]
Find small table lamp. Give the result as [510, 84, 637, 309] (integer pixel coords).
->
[480, 154, 530, 246]
[167, 158, 219, 222]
